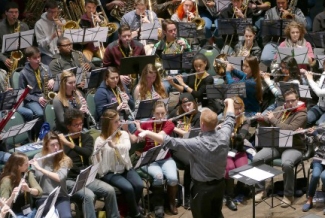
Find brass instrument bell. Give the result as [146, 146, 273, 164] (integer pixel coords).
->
[213, 54, 228, 76]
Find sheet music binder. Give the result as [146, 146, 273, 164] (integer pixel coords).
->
[135, 99, 159, 119]
[35, 186, 61, 218]
[134, 145, 168, 169]
[206, 82, 247, 99]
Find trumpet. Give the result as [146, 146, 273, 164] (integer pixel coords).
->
[76, 90, 98, 129]
[163, 71, 206, 81]
[32, 150, 64, 161]
[13, 172, 27, 203]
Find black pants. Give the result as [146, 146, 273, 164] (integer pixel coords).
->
[190, 178, 225, 218]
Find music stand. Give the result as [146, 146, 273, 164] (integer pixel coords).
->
[279, 81, 311, 99]
[255, 126, 295, 209]
[120, 55, 156, 76]
[316, 55, 325, 70]
[218, 18, 253, 35]
[0, 89, 25, 111]
[276, 47, 309, 64]
[229, 160, 283, 218]
[305, 32, 325, 48]
[85, 67, 107, 89]
[216, 0, 231, 13]
[206, 82, 247, 100]
[69, 165, 92, 196]
[139, 23, 159, 40]
[260, 19, 291, 38]
[161, 51, 196, 70]
[64, 27, 108, 44]
[35, 186, 61, 218]
[86, 162, 100, 186]
[1, 118, 38, 151]
[2, 29, 34, 53]
[176, 22, 197, 38]
[135, 99, 159, 120]
[134, 145, 168, 169]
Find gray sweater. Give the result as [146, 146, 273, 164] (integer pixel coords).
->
[265, 6, 307, 27]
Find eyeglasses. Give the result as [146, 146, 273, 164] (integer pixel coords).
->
[71, 123, 83, 128]
[59, 44, 72, 47]
[285, 99, 297, 104]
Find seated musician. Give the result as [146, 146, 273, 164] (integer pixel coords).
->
[260, 0, 306, 66]
[79, 0, 107, 61]
[234, 25, 261, 59]
[303, 69, 325, 126]
[120, 0, 161, 55]
[30, 131, 73, 218]
[219, 0, 253, 54]
[223, 96, 249, 211]
[302, 127, 325, 212]
[278, 21, 315, 67]
[0, 153, 42, 217]
[253, 88, 307, 207]
[153, 0, 181, 19]
[93, 109, 144, 218]
[247, 0, 271, 31]
[53, 71, 88, 133]
[133, 64, 167, 107]
[49, 37, 95, 80]
[19, 46, 54, 136]
[94, 66, 135, 121]
[313, 4, 325, 32]
[0, 2, 29, 71]
[129, 101, 178, 217]
[167, 53, 212, 107]
[103, 24, 145, 87]
[225, 56, 263, 117]
[59, 109, 120, 218]
[35, 0, 65, 65]
[171, 0, 196, 22]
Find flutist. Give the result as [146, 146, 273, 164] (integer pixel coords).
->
[137, 98, 236, 218]
[0, 153, 42, 217]
[253, 89, 307, 207]
[30, 131, 73, 218]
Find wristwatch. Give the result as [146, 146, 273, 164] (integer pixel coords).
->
[183, 85, 189, 92]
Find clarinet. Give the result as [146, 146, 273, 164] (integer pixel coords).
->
[75, 91, 98, 129]
[116, 86, 135, 120]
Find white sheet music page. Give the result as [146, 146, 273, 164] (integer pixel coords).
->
[239, 167, 274, 181]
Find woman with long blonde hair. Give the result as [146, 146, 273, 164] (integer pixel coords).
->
[53, 70, 88, 133]
[133, 64, 167, 106]
[30, 131, 73, 218]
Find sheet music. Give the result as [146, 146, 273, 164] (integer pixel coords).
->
[63, 29, 85, 43]
[299, 84, 311, 99]
[279, 130, 293, 148]
[84, 27, 108, 42]
[239, 167, 274, 181]
[140, 23, 158, 40]
[2, 29, 34, 53]
[277, 47, 309, 64]
[20, 30, 35, 49]
[69, 165, 92, 196]
[216, 0, 231, 12]
[86, 163, 100, 186]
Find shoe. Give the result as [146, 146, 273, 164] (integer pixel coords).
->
[167, 185, 178, 215]
[154, 206, 164, 218]
[254, 191, 265, 203]
[281, 196, 294, 208]
[226, 197, 237, 211]
[302, 202, 313, 212]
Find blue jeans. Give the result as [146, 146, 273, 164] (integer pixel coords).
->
[67, 179, 120, 218]
[307, 161, 325, 198]
[25, 101, 44, 118]
[260, 42, 278, 66]
[141, 157, 178, 186]
[0, 152, 11, 164]
[16, 209, 37, 218]
[17, 106, 34, 121]
[307, 105, 325, 126]
[36, 196, 72, 218]
[198, 7, 218, 38]
[102, 169, 144, 217]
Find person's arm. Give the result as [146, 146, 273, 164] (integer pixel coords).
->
[306, 72, 325, 97]
[61, 134, 94, 158]
[269, 110, 307, 130]
[19, 72, 40, 102]
[262, 76, 281, 97]
[133, 85, 140, 101]
[293, 8, 307, 27]
[94, 89, 110, 119]
[35, 22, 54, 49]
[53, 98, 65, 128]
[27, 171, 43, 197]
[49, 58, 63, 77]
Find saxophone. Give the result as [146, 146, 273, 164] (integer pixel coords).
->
[76, 50, 87, 89]
[6, 21, 23, 89]
[40, 64, 56, 100]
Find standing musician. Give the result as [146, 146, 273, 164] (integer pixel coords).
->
[129, 101, 178, 217]
[219, 0, 253, 54]
[103, 24, 145, 86]
[59, 109, 120, 218]
[35, 0, 66, 65]
[79, 0, 107, 61]
[19, 46, 54, 138]
[94, 66, 135, 120]
[49, 37, 95, 78]
[93, 109, 144, 218]
[0, 153, 42, 217]
[137, 99, 236, 218]
[53, 71, 88, 133]
[171, 0, 196, 22]
[260, 0, 306, 65]
[253, 88, 307, 207]
[29, 131, 73, 218]
[0, 2, 29, 71]
[133, 64, 167, 106]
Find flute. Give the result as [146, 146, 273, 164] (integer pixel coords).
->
[249, 105, 300, 121]
[162, 72, 204, 81]
[120, 109, 196, 125]
[92, 127, 121, 156]
[293, 122, 325, 135]
[33, 150, 63, 161]
[0, 198, 16, 218]
[13, 172, 27, 203]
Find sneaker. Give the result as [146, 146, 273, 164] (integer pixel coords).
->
[254, 191, 266, 203]
[302, 202, 313, 212]
[281, 196, 294, 208]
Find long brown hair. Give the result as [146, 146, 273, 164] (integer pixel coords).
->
[42, 131, 72, 171]
[104, 67, 125, 91]
[224, 96, 246, 133]
[100, 109, 121, 140]
[0, 152, 28, 187]
[57, 70, 80, 107]
[139, 64, 166, 100]
[245, 56, 263, 103]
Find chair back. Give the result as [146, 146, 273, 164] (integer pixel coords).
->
[44, 102, 55, 130]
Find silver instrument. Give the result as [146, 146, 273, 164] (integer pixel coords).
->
[13, 172, 27, 203]
[33, 150, 63, 161]
[116, 86, 135, 120]
[76, 91, 98, 129]
[162, 71, 205, 81]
